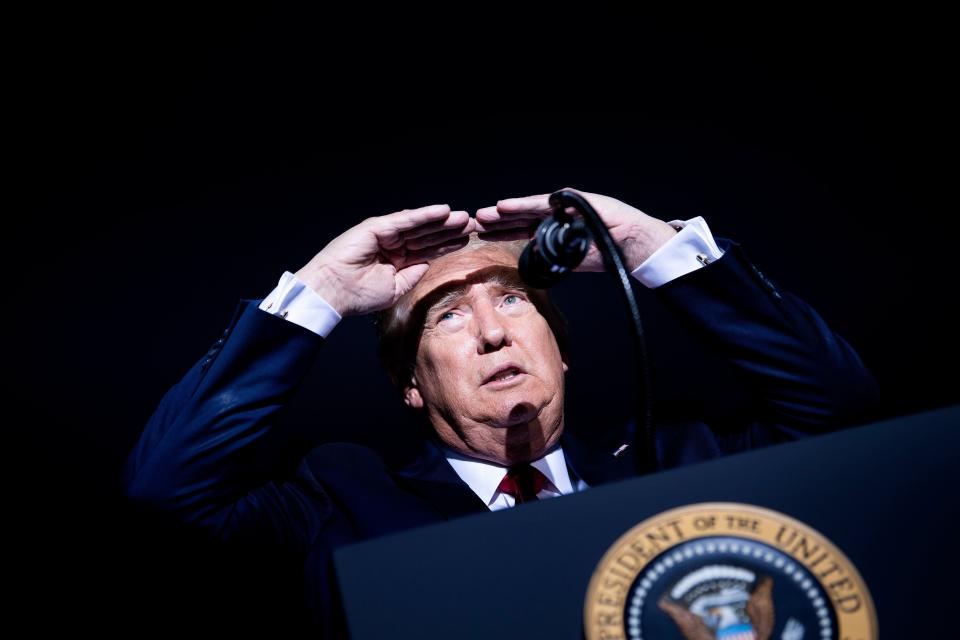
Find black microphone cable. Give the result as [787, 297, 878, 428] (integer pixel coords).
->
[518, 190, 657, 476]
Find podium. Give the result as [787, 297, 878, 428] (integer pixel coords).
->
[334, 404, 959, 638]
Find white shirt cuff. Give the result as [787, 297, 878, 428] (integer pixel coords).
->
[630, 216, 725, 288]
[258, 271, 342, 338]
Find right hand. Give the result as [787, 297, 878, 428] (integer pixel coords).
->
[294, 205, 475, 316]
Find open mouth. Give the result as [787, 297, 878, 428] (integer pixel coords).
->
[482, 365, 526, 385]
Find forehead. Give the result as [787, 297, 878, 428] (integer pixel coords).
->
[409, 246, 521, 306]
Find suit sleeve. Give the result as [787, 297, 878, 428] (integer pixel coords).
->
[121, 298, 336, 557]
[652, 237, 880, 448]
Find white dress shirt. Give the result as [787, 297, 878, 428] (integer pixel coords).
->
[443, 442, 591, 510]
[258, 216, 725, 509]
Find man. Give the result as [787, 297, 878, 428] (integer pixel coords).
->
[121, 188, 879, 636]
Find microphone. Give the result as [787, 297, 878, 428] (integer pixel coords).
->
[518, 211, 590, 288]
[518, 189, 657, 474]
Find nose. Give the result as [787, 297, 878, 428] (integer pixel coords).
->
[473, 298, 509, 354]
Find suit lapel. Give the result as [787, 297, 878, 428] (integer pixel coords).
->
[560, 428, 637, 487]
[392, 437, 490, 520]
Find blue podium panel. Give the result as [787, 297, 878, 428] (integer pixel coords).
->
[335, 405, 959, 639]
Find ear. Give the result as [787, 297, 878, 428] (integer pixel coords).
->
[403, 374, 424, 409]
[562, 359, 569, 374]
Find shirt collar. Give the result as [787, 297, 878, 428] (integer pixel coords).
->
[442, 442, 576, 507]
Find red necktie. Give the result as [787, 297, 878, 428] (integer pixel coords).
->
[497, 464, 549, 504]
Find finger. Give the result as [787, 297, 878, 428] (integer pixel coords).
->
[477, 205, 545, 223]
[394, 263, 431, 298]
[495, 194, 553, 215]
[372, 204, 452, 248]
[497, 187, 593, 215]
[476, 228, 535, 242]
[476, 219, 540, 236]
[382, 203, 452, 227]
[476, 215, 542, 230]
[400, 210, 472, 241]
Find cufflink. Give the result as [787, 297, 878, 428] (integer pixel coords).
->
[696, 253, 713, 266]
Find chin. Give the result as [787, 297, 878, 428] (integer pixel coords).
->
[484, 395, 541, 427]
[502, 421, 561, 464]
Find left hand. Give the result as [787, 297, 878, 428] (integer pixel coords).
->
[474, 187, 678, 272]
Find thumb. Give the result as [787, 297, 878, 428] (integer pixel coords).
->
[394, 263, 430, 298]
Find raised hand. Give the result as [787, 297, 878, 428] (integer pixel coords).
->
[474, 187, 678, 272]
[294, 205, 475, 316]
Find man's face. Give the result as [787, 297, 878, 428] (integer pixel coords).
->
[403, 245, 568, 465]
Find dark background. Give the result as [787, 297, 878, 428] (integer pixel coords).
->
[12, 7, 955, 633]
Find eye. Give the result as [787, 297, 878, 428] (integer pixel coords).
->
[438, 310, 457, 322]
[503, 293, 522, 305]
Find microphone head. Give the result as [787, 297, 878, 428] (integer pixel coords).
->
[519, 240, 567, 288]
[518, 216, 590, 288]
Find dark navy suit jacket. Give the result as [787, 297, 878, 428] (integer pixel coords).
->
[121, 238, 880, 636]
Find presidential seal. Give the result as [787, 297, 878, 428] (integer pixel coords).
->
[584, 503, 876, 640]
